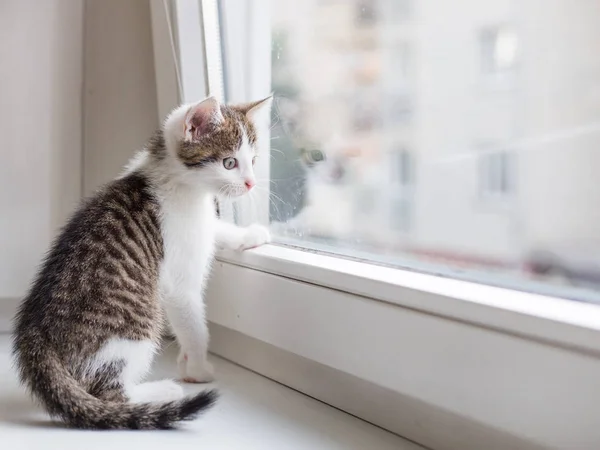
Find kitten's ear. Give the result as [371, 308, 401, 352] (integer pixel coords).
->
[184, 96, 224, 141]
[240, 95, 273, 125]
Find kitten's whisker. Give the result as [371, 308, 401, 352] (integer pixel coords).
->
[253, 185, 285, 221]
[216, 185, 229, 200]
[259, 188, 286, 206]
[269, 147, 286, 157]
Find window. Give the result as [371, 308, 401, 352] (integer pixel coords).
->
[257, 0, 600, 303]
[355, 0, 378, 26]
[480, 26, 519, 74]
[391, 148, 414, 187]
[166, 1, 600, 448]
[479, 147, 514, 198]
[389, 149, 414, 232]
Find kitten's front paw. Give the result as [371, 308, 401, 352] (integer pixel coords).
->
[178, 352, 215, 383]
[239, 224, 271, 251]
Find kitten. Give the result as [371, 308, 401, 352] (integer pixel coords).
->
[274, 135, 383, 243]
[12, 96, 272, 429]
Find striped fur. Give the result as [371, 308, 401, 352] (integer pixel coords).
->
[10, 96, 272, 430]
[12, 174, 217, 429]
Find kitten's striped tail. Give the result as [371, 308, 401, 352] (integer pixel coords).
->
[16, 346, 218, 430]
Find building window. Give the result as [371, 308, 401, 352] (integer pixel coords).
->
[391, 148, 414, 187]
[480, 27, 518, 74]
[479, 148, 515, 198]
[355, 0, 378, 26]
[389, 149, 414, 232]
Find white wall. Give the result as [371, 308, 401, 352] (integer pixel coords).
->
[0, 0, 84, 301]
[83, 0, 159, 194]
[0, 0, 159, 311]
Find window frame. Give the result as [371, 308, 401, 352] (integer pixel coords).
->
[216, 244, 600, 353]
[152, 1, 600, 448]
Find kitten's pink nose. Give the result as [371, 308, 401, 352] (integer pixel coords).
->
[245, 180, 255, 190]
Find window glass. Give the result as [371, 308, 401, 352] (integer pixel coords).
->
[267, 0, 600, 302]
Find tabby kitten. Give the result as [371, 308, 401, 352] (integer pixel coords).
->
[13, 96, 272, 429]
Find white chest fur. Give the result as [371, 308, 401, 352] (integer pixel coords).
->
[158, 189, 217, 300]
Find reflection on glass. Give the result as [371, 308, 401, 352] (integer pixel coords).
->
[268, 0, 600, 301]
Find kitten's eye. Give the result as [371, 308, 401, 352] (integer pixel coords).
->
[302, 149, 325, 165]
[310, 150, 325, 162]
[252, 156, 257, 166]
[223, 157, 237, 170]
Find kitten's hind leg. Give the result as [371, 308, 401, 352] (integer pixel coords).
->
[115, 339, 184, 403]
[90, 338, 183, 404]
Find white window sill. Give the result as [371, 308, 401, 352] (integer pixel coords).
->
[0, 335, 418, 449]
[217, 243, 600, 355]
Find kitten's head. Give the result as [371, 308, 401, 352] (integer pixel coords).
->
[299, 135, 365, 186]
[162, 96, 272, 196]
